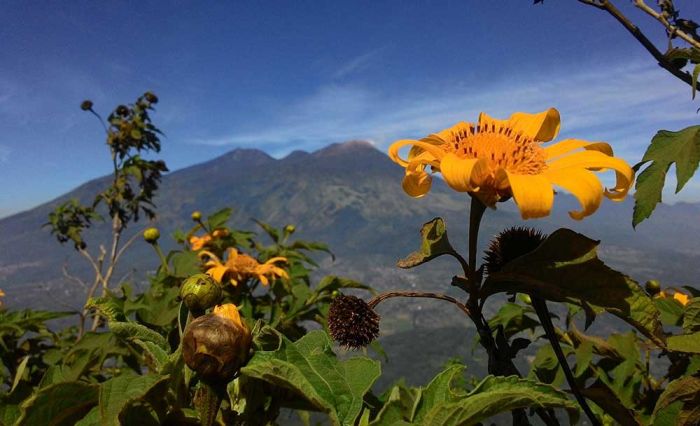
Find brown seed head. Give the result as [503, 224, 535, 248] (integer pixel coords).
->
[328, 295, 380, 349]
[484, 226, 546, 275]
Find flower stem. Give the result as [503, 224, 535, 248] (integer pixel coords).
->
[367, 291, 471, 318]
[531, 296, 600, 426]
[152, 243, 170, 273]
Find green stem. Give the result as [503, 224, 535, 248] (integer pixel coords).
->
[531, 296, 600, 426]
[152, 244, 170, 273]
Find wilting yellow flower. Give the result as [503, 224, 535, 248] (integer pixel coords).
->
[673, 292, 690, 306]
[189, 234, 213, 251]
[388, 108, 634, 220]
[200, 248, 288, 286]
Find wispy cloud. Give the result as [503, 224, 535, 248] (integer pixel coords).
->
[332, 47, 386, 80]
[189, 60, 696, 164]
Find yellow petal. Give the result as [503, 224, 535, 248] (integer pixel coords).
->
[440, 153, 480, 192]
[433, 121, 473, 145]
[508, 108, 561, 142]
[388, 139, 446, 167]
[403, 163, 433, 197]
[207, 266, 228, 284]
[544, 168, 603, 220]
[547, 151, 634, 201]
[258, 274, 269, 286]
[544, 139, 613, 160]
[504, 171, 554, 219]
[213, 303, 245, 328]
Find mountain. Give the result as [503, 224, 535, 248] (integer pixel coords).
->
[2, 139, 700, 385]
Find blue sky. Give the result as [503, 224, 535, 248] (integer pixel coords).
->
[1, 0, 700, 217]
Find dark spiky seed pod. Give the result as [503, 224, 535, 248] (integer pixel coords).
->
[484, 226, 546, 275]
[328, 295, 380, 349]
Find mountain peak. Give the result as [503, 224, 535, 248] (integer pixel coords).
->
[313, 140, 378, 157]
[224, 147, 274, 163]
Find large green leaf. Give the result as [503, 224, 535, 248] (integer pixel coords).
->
[370, 384, 420, 426]
[683, 298, 700, 333]
[98, 374, 170, 426]
[240, 329, 380, 426]
[17, 382, 98, 426]
[421, 375, 578, 425]
[412, 365, 466, 423]
[483, 228, 665, 346]
[109, 321, 168, 350]
[633, 125, 700, 227]
[667, 333, 700, 354]
[397, 217, 459, 269]
[652, 375, 700, 426]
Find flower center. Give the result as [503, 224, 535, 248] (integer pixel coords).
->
[447, 124, 547, 175]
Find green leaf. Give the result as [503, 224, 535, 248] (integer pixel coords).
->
[10, 356, 29, 393]
[315, 275, 375, 295]
[99, 374, 170, 426]
[483, 228, 665, 347]
[683, 298, 700, 333]
[170, 250, 201, 278]
[422, 375, 578, 425]
[240, 328, 380, 426]
[633, 126, 700, 227]
[370, 384, 419, 426]
[652, 375, 700, 426]
[668, 333, 700, 354]
[109, 321, 168, 350]
[17, 382, 98, 426]
[397, 217, 459, 269]
[207, 208, 232, 230]
[655, 297, 685, 326]
[132, 339, 170, 373]
[412, 364, 466, 423]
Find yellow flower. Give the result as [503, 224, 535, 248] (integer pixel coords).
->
[189, 234, 212, 251]
[673, 292, 690, 306]
[388, 108, 634, 220]
[199, 248, 288, 286]
[212, 228, 230, 239]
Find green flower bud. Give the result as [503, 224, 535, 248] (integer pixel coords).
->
[180, 274, 222, 312]
[144, 91, 158, 104]
[645, 279, 661, 296]
[520, 294, 532, 305]
[284, 224, 296, 234]
[143, 227, 160, 244]
[183, 304, 251, 383]
[191, 211, 202, 221]
[331, 290, 340, 298]
[80, 100, 93, 111]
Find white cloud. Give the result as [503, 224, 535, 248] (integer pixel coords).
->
[332, 48, 386, 80]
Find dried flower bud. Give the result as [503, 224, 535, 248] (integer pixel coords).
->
[144, 91, 158, 103]
[116, 105, 129, 116]
[80, 100, 93, 111]
[183, 303, 251, 383]
[328, 295, 380, 349]
[143, 227, 160, 244]
[645, 280, 661, 296]
[191, 211, 202, 221]
[180, 273, 222, 312]
[484, 227, 546, 275]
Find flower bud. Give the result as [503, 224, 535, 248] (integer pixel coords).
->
[191, 211, 202, 221]
[116, 105, 129, 116]
[284, 224, 296, 234]
[180, 274, 222, 312]
[80, 100, 93, 111]
[144, 91, 158, 104]
[183, 304, 251, 383]
[143, 227, 160, 244]
[645, 280, 661, 296]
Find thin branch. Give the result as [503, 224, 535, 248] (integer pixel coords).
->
[634, 0, 700, 50]
[113, 229, 142, 266]
[62, 264, 88, 291]
[367, 291, 472, 318]
[578, 0, 700, 90]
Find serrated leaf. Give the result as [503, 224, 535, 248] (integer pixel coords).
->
[633, 126, 700, 227]
[484, 229, 665, 347]
[240, 329, 380, 426]
[206, 207, 232, 230]
[668, 333, 700, 354]
[683, 298, 700, 333]
[652, 375, 700, 426]
[422, 375, 578, 425]
[99, 374, 170, 426]
[370, 384, 420, 426]
[412, 364, 466, 423]
[397, 217, 457, 269]
[132, 339, 170, 372]
[17, 381, 98, 426]
[109, 321, 168, 350]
